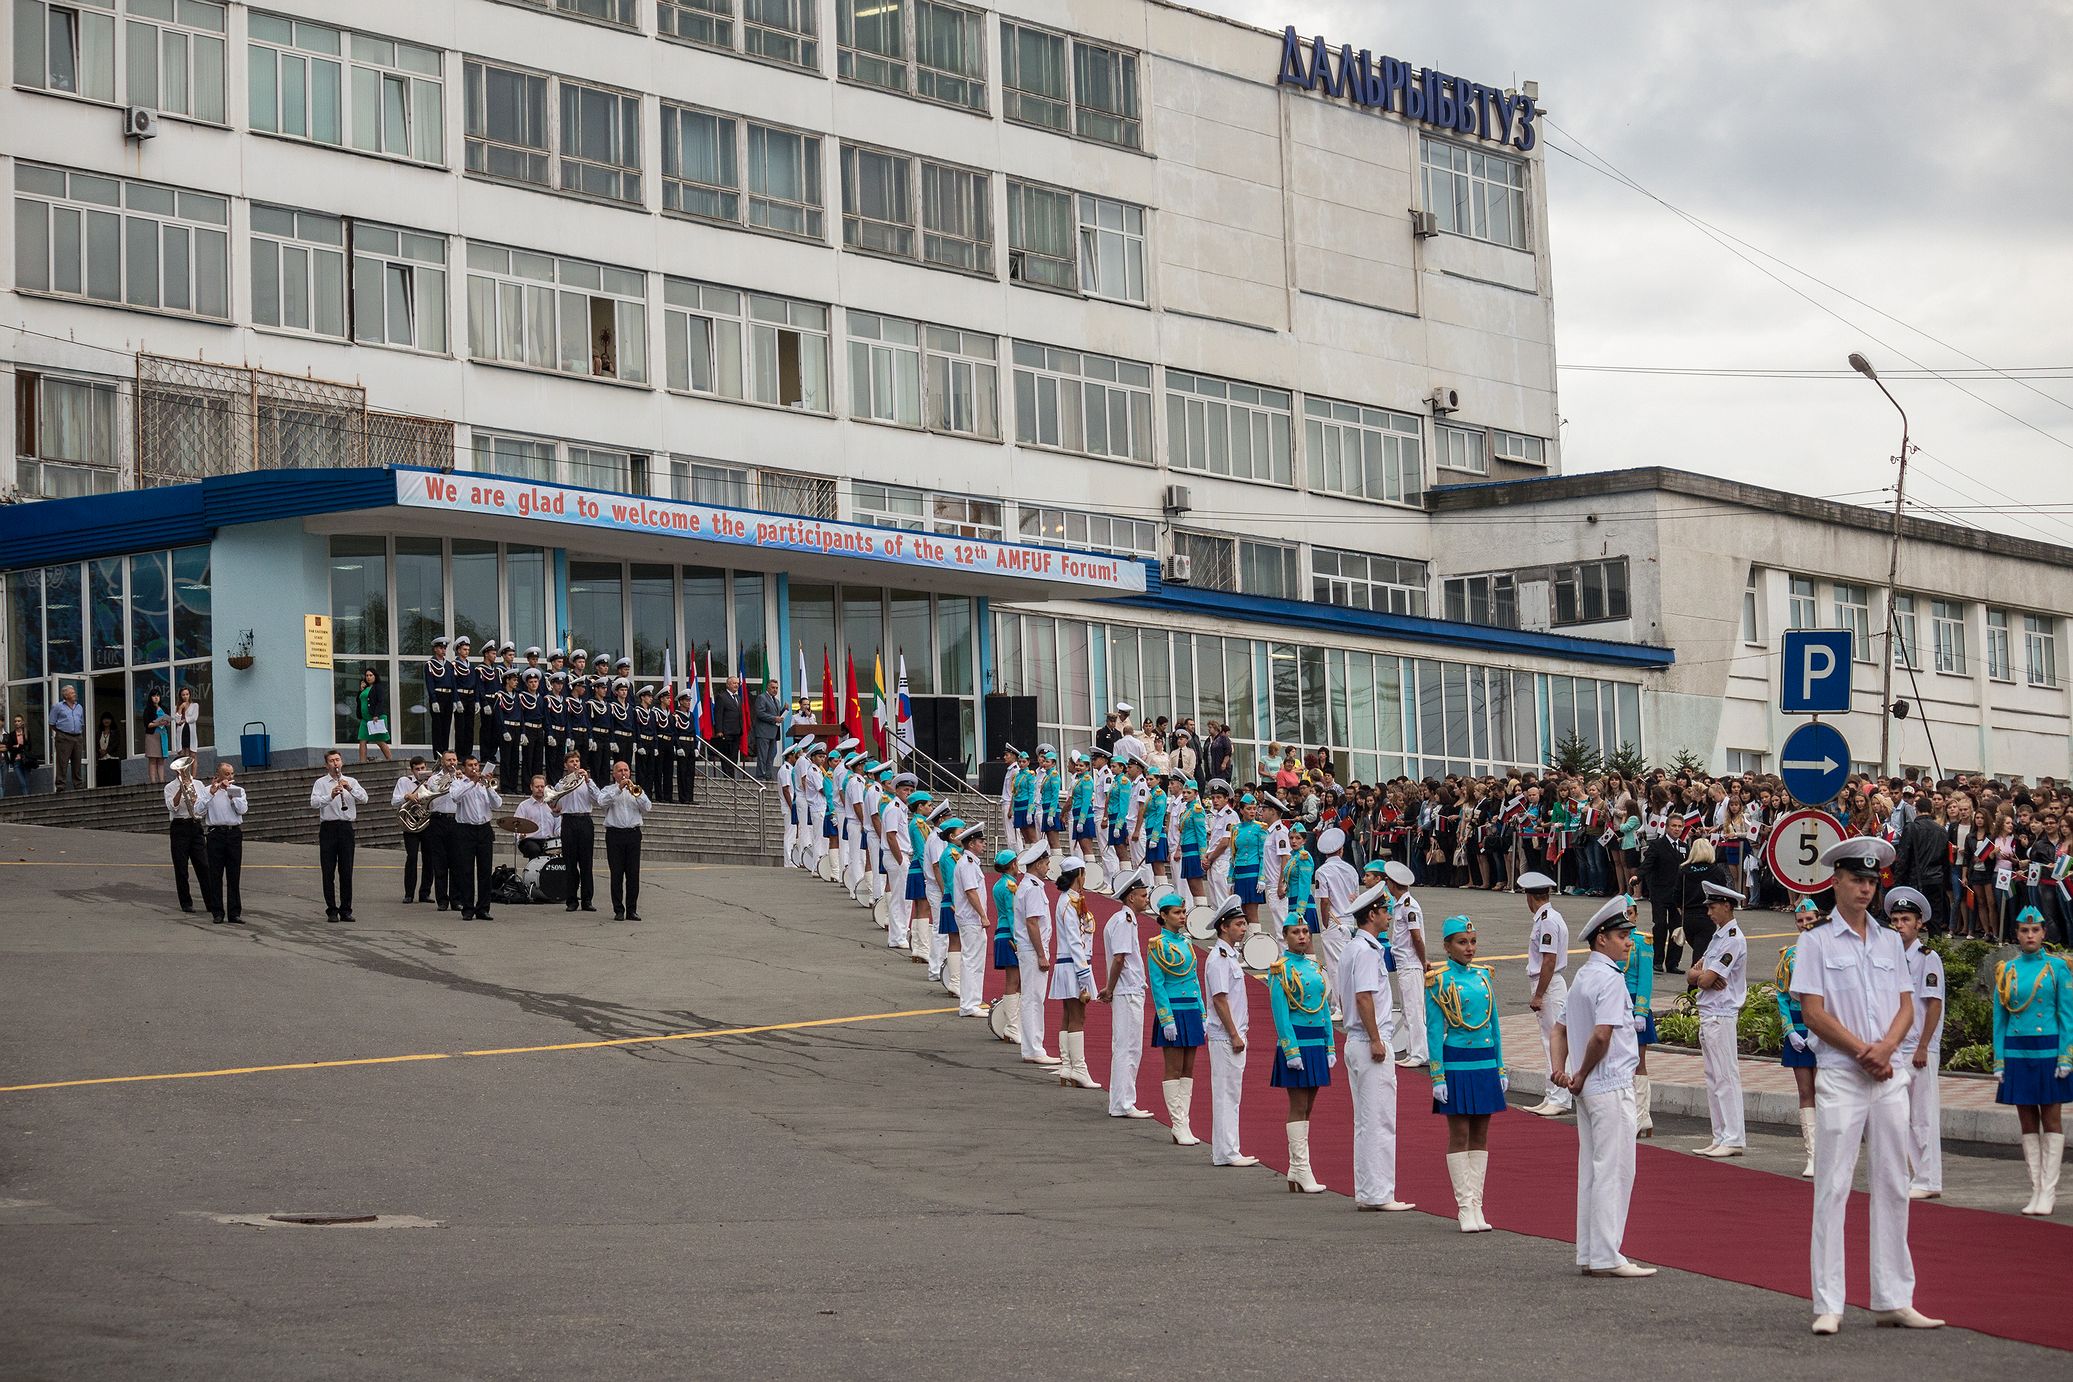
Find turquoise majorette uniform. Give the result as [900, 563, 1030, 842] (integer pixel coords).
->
[1180, 799, 1207, 880]
[1426, 957, 1507, 1115]
[1143, 783, 1171, 864]
[1011, 763, 1036, 830]
[936, 841, 962, 936]
[1269, 952, 1333, 1089]
[1232, 817, 1267, 905]
[992, 864, 1019, 970]
[1624, 924, 1656, 1045]
[1284, 847, 1317, 930]
[1148, 928, 1205, 1048]
[1993, 947, 2073, 1106]
[1774, 943, 1815, 1069]
[905, 812, 929, 901]
[1070, 771, 1096, 842]
[821, 765, 840, 842]
[1040, 763, 1062, 833]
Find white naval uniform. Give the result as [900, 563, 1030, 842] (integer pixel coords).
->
[1313, 857, 1358, 932]
[1000, 763, 1018, 843]
[1262, 822, 1291, 928]
[843, 773, 868, 891]
[1566, 951, 1641, 1270]
[1695, 921, 1749, 1148]
[952, 849, 988, 1016]
[778, 759, 798, 865]
[882, 797, 910, 949]
[1051, 891, 1095, 1000]
[1389, 889, 1429, 1061]
[1123, 776, 1149, 868]
[798, 761, 827, 870]
[1790, 911, 1919, 1319]
[1337, 928, 1403, 1207]
[861, 781, 885, 887]
[922, 832, 949, 976]
[1901, 938, 1946, 1194]
[1205, 806, 1237, 908]
[1202, 937, 1250, 1164]
[1013, 873, 1052, 1061]
[1103, 907, 1148, 1116]
[1528, 902, 1573, 1109]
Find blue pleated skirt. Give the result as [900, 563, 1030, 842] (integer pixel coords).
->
[1998, 1054, 2073, 1106]
[1432, 1057, 1507, 1116]
[993, 936, 1018, 969]
[1233, 866, 1264, 905]
[937, 901, 958, 936]
[1636, 1013, 1659, 1047]
[1181, 842, 1204, 879]
[905, 866, 928, 901]
[1145, 837, 1169, 864]
[1779, 1036, 1815, 1069]
[1271, 1024, 1333, 1089]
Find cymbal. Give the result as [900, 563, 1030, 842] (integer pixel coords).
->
[496, 815, 539, 835]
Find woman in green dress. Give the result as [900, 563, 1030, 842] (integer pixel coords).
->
[356, 667, 393, 763]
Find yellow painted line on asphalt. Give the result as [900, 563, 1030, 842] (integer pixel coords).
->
[0, 1005, 958, 1095]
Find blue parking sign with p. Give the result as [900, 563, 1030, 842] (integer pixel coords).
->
[1780, 629, 1854, 714]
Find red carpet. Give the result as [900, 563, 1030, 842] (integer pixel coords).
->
[963, 881, 2073, 1352]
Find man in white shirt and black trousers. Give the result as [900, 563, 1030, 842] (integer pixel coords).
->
[1554, 897, 1655, 1278]
[447, 758, 502, 921]
[163, 759, 207, 913]
[310, 751, 368, 923]
[552, 750, 601, 913]
[199, 763, 248, 923]
[598, 759, 652, 920]
[390, 757, 434, 903]
[1790, 836, 1943, 1336]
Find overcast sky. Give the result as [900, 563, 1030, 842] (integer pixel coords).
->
[1197, 0, 2073, 546]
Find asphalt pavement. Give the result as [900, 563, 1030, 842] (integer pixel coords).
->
[0, 823, 2055, 1380]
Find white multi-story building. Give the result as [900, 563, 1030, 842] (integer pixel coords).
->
[3, 0, 2057, 788]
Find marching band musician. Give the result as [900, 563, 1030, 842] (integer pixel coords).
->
[929, 815, 964, 990]
[554, 751, 600, 914]
[425, 635, 453, 755]
[514, 773, 561, 849]
[1993, 905, 2070, 1216]
[1792, 836, 1941, 1334]
[1518, 871, 1573, 1117]
[199, 762, 248, 924]
[1115, 749, 1149, 869]
[1088, 746, 1117, 881]
[475, 649, 505, 768]
[893, 787, 930, 957]
[912, 800, 948, 965]
[427, 750, 461, 911]
[1147, 891, 1206, 1147]
[1068, 752, 1098, 863]
[1382, 860, 1429, 1069]
[1141, 771, 1172, 900]
[493, 669, 522, 788]
[1178, 779, 1208, 904]
[990, 846, 1025, 1047]
[670, 694, 700, 805]
[1427, 915, 1504, 1232]
[1776, 897, 1823, 1174]
[633, 686, 662, 799]
[882, 776, 915, 954]
[552, 673, 580, 781]
[1204, 780, 1237, 911]
[448, 757, 502, 922]
[1051, 857, 1102, 1090]
[1203, 898, 1257, 1165]
[777, 740, 800, 868]
[1039, 745, 1064, 855]
[1008, 744, 1034, 846]
[309, 749, 367, 924]
[1283, 818, 1316, 933]
[1553, 900, 1654, 1278]
[1312, 827, 1357, 934]
[844, 749, 871, 897]
[1690, 881, 1749, 1158]
[1339, 876, 1415, 1212]
[1885, 888, 1945, 1201]
[598, 759, 651, 921]
[951, 822, 989, 1020]
[1098, 866, 1154, 1120]
[1269, 908, 1333, 1194]
[800, 742, 830, 877]
[517, 670, 546, 786]
[1013, 841, 1058, 1067]
[448, 636, 476, 760]
[163, 754, 207, 912]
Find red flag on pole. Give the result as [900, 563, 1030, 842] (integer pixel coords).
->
[821, 650, 835, 735]
[843, 653, 864, 744]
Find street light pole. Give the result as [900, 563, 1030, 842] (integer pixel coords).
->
[1848, 352, 1910, 777]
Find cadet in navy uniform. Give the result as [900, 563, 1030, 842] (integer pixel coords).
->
[671, 696, 699, 803]
[448, 637, 477, 759]
[1552, 900, 1656, 1277]
[585, 677, 612, 782]
[492, 669, 522, 788]
[517, 670, 546, 784]
[426, 636, 454, 754]
[605, 679, 634, 785]
[474, 648, 504, 764]
[541, 674, 567, 782]
[633, 686, 662, 798]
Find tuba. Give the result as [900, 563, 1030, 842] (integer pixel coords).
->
[541, 772, 585, 807]
[169, 756, 198, 815]
[398, 770, 453, 833]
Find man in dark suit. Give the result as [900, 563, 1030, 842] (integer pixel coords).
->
[1639, 821, 1687, 971]
[710, 676, 744, 778]
[1896, 808, 1952, 935]
[751, 678, 784, 780]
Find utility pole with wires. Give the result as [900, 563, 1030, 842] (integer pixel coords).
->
[1849, 352, 1910, 776]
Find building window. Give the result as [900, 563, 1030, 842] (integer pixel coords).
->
[923, 324, 999, 440]
[2024, 614, 2058, 689]
[1725, 749, 1766, 775]
[1000, 20, 1141, 150]
[1011, 342, 1153, 463]
[465, 243, 647, 383]
[1173, 529, 1236, 593]
[837, 0, 986, 111]
[352, 221, 447, 354]
[17, 0, 228, 123]
[1017, 504, 1156, 559]
[13, 370, 120, 499]
[1442, 573, 1517, 629]
[660, 109, 825, 239]
[249, 204, 346, 338]
[1833, 583, 1871, 663]
[657, 0, 731, 49]
[1985, 608, 2012, 682]
[564, 443, 638, 493]
[1741, 567, 1760, 643]
[743, 0, 816, 69]
[1891, 594, 1918, 670]
[470, 431, 555, 483]
[853, 480, 926, 529]
[463, 61, 639, 204]
[1166, 370, 1293, 487]
[1931, 599, 1966, 675]
[1435, 423, 1486, 475]
[1007, 180, 1158, 303]
[1786, 576, 1817, 631]
[1312, 548, 1427, 615]
[14, 0, 117, 103]
[1420, 137, 1528, 251]
[1077, 193, 1147, 303]
[761, 467, 838, 519]
[13, 162, 230, 319]
[1006, 179, 1076, 290]
[1492, 430, 1546, 466]
[1551, 560, 1629, 626]
[661, 277, 829, 412]
[510, 0, 636, 28]
[1240, 538, 1299, 600]
[932, 493, 1002, 541]
[847, 311, 922, 428]
[250, 13, 438, 162]
[839, 143, 912, 257]
[665, 458, 751, 507]
[1305, 398, 1423, 507]
[919, 160, 990, 272]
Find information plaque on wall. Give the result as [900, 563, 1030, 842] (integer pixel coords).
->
[305, 615, 334, 670]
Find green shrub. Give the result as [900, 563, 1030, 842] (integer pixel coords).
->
[1946, 1043, 1994, 1074]
[1655, 1012, 1699, 1047]
[1738, 986, 1785, 1055]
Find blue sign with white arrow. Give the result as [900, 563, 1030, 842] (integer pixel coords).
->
[1780, 720, 1851, 806]
[1780, 629, 1854, 714]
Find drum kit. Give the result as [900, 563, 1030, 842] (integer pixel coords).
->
[493, 815, 565, 902]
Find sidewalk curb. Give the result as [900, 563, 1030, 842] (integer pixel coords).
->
[1505, 1070, 2021, 1147]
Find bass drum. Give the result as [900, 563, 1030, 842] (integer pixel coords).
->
[872, 894, 893, 929]
[816, 852, 840, 882]
[1241, 932, 1283, 975]
[988, 999, 1014, 1040]
[524, 855, 570, 903]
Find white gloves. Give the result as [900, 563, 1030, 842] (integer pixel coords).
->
[1286, 1051, 1304, 1071]
[1788, 1031, 1809, 1053]
[1328, 1051, 1338, 1070]
[1161, 1023, 1178, 1043]
[1431, 1080, 1450, 1103]
[1499, 1074, 1509, 1094]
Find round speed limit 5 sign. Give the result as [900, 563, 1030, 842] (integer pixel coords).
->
[1764, 808, 1848, 894]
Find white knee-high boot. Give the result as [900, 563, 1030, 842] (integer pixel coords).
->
[1799, 1108, 1817, 1179]
[1447, 1151, 1474, 1231]
[1286, 1121, 1325, 1193]
[1466, 1149, 1492, 1231]
[2021, 1133, 2043, 1214]
[1163, 1079, 1200, 1146]
[928, 931, 947, 979]
[2038, 1132, 2064, 1215]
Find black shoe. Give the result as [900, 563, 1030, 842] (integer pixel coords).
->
[417, 894, 432, 903]
[228, 916, 244, 924]
[211, 915, 225, 924]
[581, 904, 597, 912]
[475, 912, 493, 922]
[613, 910, 625, 920]
[326, 908, 340, 922]
[626, 912, 642, 921]
[401, 896, 414, 904]
[437, 901, 450, 911]
[340, 913, 355, 924]
[565, 903, 579, 912]
[179, 902, 194, 913]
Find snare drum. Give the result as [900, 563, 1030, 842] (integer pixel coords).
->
[988, 1000, 1013, 1040]
[941, 963, 961, 997]
[1184, 904, 1217, 946]
[872, 895, 893, 929]
[1241, 932, 1282, 974]
[1081, 859, 1107, 891]
[816, 853, 839, 882]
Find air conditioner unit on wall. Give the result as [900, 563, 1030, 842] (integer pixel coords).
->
[1166, 553, 1193, 583]
[1411, 210, 1439, 239]
[1162, 483, 1192, 514]
[1428, 386, 1460, 415]
[125, 106, 159, 140]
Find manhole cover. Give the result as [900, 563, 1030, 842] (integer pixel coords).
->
[267, 1213, 379, 1226]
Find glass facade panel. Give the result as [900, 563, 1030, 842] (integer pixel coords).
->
[630, 563, 673, 676]
[507, 546, 546, 650]
[129, 551, 169, 665]
[566, 560, 624, 661]
[790, 581, 837, 712]
[89, 556, 124, 670]
[842, 585, 883, 683]
[733, 570, 766, 681]
[451, 538, 500, 649]
[683, 565, 726, 657]
[890, 589, 932, 694]
[394, 536, 443, 654]
[45, 561, 83, 675]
